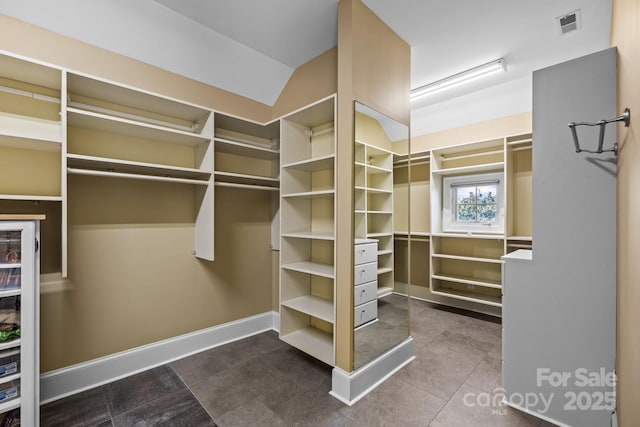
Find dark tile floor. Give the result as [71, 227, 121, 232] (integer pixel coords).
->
[41, 299, 556, 426]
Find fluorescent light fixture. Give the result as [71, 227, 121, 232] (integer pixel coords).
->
[410, 59, 507, 101]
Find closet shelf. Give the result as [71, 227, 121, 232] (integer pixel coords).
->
[282, 154, 334, 171]
[214, 171, 278, 188]
[378, 267, 393, 275]
[432, 273, 502, 289]
[431, 288, 502, 307]
[214, 136, 279, 160]
[431, 253, 503, 264]
[377, 286, 393, 298]
[214, 181, 279, 192]
[0, 397, 21, 415]
[365, 164, 392, 174]
[432, 233, 505, 240]
[281, 296, 334, 323]
[0, 112, 62, 144]
[280, 327, 333, 366]
[67, 167, 209, 186]
[507, 236, 532, 241]
[281, 189, 335, 199]
[67, 108, 210, 146]
[281, 231, 335, 241]
[67, 153, 211, 181]
[367, 232, 392, 238]
[431, 162, 504, 176]
[362, 187, 392, 195]
[0, 195, 62, 202]
[281, 261, 335, 279]
[378, 249, 393, 256]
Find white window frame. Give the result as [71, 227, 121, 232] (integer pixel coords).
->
[442, 172, 505, 234]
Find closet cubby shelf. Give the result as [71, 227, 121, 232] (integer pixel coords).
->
[279, 327, 333, 366]
[431, 161, 504, 176]
[0, 374, 20, 387]
[378, 249, 393, 256]
[432, 273, 502, 289]
[378, 267, 392, 275]
[281, 295, 334, 323]
[431, 233, 505, 240]
[281, 261, 335, 279]
[367, 232, 392, 238]
[431, 288, 502, 308]
[281, 189, 335, 199]
[356, 187, 391, 195]
[377, 287, 393, 298]
[66, 153, 211, 181]
[0, 264, 21, 270]
[281, 232, 335, 240]
[214, 171, 278, 188]
[282, 154, 334, 171]
[431, 253, 503, 264]
[67, 108, 210, 146]
[0, 112, 62, 144]
[214, 136, 279, 160]
[0, 195, 63, 202]
[507, 236, 532, 241]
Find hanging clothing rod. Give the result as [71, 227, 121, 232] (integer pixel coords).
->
[569, 108, 630, 155]
[441, 148, 503, 162]
[0, 84, 60, 104]
[67, 167, 209, 185]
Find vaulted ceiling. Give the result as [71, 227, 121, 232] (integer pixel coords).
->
[0, 0, 611, 134]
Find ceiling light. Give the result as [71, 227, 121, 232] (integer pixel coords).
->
[410, 59, 507, 101]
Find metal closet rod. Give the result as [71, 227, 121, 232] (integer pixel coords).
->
[568, 108, 630, 155]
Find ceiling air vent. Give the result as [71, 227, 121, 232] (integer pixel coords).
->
[557, 9, 582, 35]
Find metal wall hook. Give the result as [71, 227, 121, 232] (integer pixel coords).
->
[568, 107, 630, 156]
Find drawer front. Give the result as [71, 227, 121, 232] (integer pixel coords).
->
[354, 281, 377, 306]
[354, 300, 378, 327]
[354, 261, 377, 285]
[354, 242, 377, 265]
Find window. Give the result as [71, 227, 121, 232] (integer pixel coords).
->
[442, 172, 504, 234]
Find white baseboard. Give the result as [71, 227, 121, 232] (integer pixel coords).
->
[502, 398, 567, 427]
[330, 337, 415, 406]
[40, 311, 280, 404]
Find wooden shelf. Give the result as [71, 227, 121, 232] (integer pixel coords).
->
[367, 232, 392, 238]
[507, 236, 532, 241]
[281, 261, 334, 279]
[365, 164, 392, 174]
[0, 289, 21, 298]
[214, 171, 278, 188]
[0, 195, 62, 202]
[67, 108, 210, 147]
[431, 288, 502, 308]
[364, 187, 392, 195]
[0, 340, 20, 352]
[378, 249, 393, 256]
[432, 162, 504, 176]
[214, 136, 278, 160]
[431, 253, 503, 264]
[378, 267, 393, 275]
[432, 273, 502, 289]
[281, 231, 335, 241]
[281, 189, 335, 199]
[377, 286, 393, 298]
[280, 327, 333, 366]
[282, 154, 334, 171]
[431, 233, 505, 240]
[0, 112, 61, 144]
[67, 153, 211, 181]
[0, 396, 20, 415]
[281, 295, 334, 323]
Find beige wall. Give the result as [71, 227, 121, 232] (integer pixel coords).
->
[412, 112, 532, 152]
[272, 48, 337, 120]
[611, 0, 640, 425]
[335, 0, 410, 371]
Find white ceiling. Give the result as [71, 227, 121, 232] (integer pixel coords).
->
[0, 0, 612, 134]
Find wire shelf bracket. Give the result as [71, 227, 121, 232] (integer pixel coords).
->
[568, 108, 630, 156]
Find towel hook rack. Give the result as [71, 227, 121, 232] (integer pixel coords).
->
[568, 108, 630, 156]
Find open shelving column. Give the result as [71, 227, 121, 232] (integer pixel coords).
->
[279, 97, 336, 366]
[65, 72, 215, 271]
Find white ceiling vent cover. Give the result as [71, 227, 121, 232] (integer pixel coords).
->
[557, 9, 582, 35]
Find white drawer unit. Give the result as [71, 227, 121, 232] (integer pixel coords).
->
[354, 281, 377, 306]
[354, 241, 377, 265]
[354, 261, 378, 285]
[354, 300, 378, 327]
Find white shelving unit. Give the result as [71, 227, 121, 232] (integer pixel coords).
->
[213, 112, 280, 192]
[0, 217, 42, 426]
[354, 140, 394, 298]
[425, 134, 532, 313]
[65, 72, 215, 273]
[279, 96, 336, 366]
